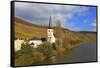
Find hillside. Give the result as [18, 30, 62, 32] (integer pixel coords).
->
[15, 17, 96, 44]
[15, 17, 48, 39]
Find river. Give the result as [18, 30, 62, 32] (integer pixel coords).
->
[56, 42, 97, 64]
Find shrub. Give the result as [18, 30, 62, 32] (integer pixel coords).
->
[37, 42, 56, 59]
[21, 43, 33, 55]
[32, 52, 45, 63]
[41, 37, 47, 42]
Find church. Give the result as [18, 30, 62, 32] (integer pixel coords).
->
[47, 16, 56, 44]
[28, 16, 56, 48]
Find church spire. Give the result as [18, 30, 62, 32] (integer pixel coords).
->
[49, 16, 52, 29]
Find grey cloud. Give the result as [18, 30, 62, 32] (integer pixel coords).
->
[15, 2, 89, 26]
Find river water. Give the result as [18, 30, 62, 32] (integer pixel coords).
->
[56, 42, 97, 64]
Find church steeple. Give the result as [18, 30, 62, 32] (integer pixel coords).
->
[47, 16, 56, 44]
[49, 16, 52, 29]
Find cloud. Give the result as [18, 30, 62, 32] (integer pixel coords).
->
[15, 2, 93, 31]
[91, 19, 96, 31]
[91, 20, 96, 26]
[15, 2, 88, 20]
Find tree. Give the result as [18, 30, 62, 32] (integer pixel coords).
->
[54, 20, 65, 48]
[41, 37, 47, 42]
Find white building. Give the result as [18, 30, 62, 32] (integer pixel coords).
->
[15, 39, 24, 51]
[47, 16, 56, 44]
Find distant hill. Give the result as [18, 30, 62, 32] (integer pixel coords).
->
[79, 31, 97, 34]
[15, 17, 96, 44]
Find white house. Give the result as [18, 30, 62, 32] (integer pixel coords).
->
[15, 38, 24, 51]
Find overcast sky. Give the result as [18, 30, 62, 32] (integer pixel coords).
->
[15, 2, 97, 32]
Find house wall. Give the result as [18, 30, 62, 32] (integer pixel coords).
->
[14, 39, 24, 51]
[47, 29, 56, 43]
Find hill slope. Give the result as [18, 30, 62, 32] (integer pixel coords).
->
[15, 17, 48, 39]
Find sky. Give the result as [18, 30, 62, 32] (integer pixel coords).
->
[15, 2, 97, 32]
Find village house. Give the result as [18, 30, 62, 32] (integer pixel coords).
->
[15, 38, 24, 51]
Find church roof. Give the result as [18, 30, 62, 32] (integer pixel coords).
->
[48, 16, 52, 29]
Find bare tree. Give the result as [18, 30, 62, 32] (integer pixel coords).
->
[54, 20, 65, 48]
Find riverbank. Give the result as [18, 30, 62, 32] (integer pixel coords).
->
[69, 40, 97, 49]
